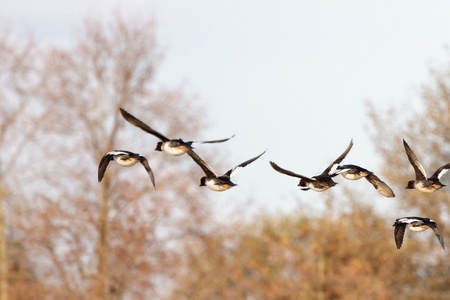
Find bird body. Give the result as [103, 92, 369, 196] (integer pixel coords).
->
[270, 140, 353, 192]
[393, 217, 445, 250]
[201, 177, 236, 191]
[302, 176, 337, 192]
[188, 150, 265, 192]
[120, 108, 234, 156]
[336, 164, 395, 197]
[403, 139, 450, 193]
[338, 164, 371, 180]
[98, 150, 155, 187]
[158, 140, 190, 156]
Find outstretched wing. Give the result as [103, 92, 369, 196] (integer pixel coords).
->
[394, 222, 407, 249]
[430, 163, 450, 181]
[322, 139, 353, 176]
[139, 157, 156, 188]
[120, 108, 170, 142]
[269, 161, 310, 180]
[365, 174, 395, 197]
[225, 150, 266, 178]
[432, 226, 445, 250]
[186, 150, 218, 178]
[403, 139, 427, 180]
[98, 152, 114, 182]
[190, 134, 236, 145]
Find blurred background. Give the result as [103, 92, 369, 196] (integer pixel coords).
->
[0, 1, 449, 299]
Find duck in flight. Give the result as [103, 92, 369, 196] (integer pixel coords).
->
[334, 164, 395, 197]
[403, 139, 450, 193]
[120, 108, 234, 156]
[393, 217, 445, 250]
[187, 150, 266, 191]
[98, 150, 155, 188]
[270, 140, 353, 192]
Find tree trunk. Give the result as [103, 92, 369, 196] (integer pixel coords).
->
[97, 181, 110, 299]
[0, 186, 8, 300]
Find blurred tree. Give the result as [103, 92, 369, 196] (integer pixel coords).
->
[167, 198, 441, 299]
[3, 13, 221, 299]
[0, 32, 43, 300]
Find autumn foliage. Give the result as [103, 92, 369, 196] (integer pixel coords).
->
[0, 12, 448, 300]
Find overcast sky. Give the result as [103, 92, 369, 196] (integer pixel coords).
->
[3, 1, 450, 214]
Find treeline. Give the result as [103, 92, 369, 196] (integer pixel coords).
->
[0, 13, 448, 300]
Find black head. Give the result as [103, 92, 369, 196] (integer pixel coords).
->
[155, 142, 163, 151]
[200, 177, 207, 187]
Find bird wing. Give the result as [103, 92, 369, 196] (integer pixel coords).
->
[269, 161, 310, 180]
[432, 227, 445, 250]
[332, 164, 356, 178]
[403, 139, 427, 180]
[322, 139, 354, 176]
[186, 150, 218, 178]
[225, 150, 266, 178]
[394, 222, 407, 249]
[365, 174, 395, 197]
[430, 163, 450, 181]
[139, 157, 156, 188]
[120, 108, 170, 142]
[190, 134, 236, 145]
[98, 152, 114, 182]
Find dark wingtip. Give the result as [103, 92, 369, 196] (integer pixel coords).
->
[119, 107, 128, 116]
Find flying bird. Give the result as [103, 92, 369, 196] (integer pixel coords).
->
[393, 217, 445, 250]
[120, 108, 234, 156]
[187, 150, 266, 191]
[335, 164, 395, 197]
[270, 140, 353, 192]
[403, 139, 450, 193]
[98, 150, 155, 187]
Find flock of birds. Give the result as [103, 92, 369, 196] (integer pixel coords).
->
[98, 108, 449, 252]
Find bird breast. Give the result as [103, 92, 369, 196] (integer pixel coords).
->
[162, 142, 189, 156]
[205, 178, 233, 192]
[306, 182, 331, 192]
[115, 156, 140, 167]
[408, 224, 429, 232]
[414, 181, 438, 193]
[341, 172, 365, 180]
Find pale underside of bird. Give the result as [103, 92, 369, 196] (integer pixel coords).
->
[335, 164, 395, 197]
[120, 108, 235, 156]
[98, 150, 155, 188]
[187, 149, 266, 192]
[270, 140, 353, 192]
[403, 139, 450, 193]
[393, 217, 445, 250]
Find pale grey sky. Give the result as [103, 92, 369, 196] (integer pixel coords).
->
[3, 1, 450, 214]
